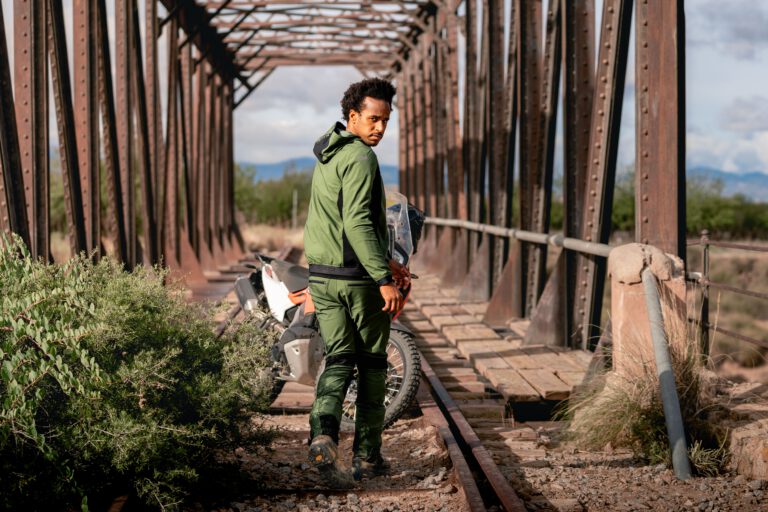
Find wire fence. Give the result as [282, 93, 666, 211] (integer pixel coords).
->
[686, 230, 768, 354]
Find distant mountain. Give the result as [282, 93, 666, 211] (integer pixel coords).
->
[239, 157, 399, 185]
[239, 159, 768, 203]
[688, 166, 768, 202]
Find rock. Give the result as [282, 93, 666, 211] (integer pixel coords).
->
[748, 480, 765, 490]
[684, 500, 694, 507]
[438, 484, 457, 495]
[734, 474, 746, 484]
[300, 463, 311, 470]
[283, 501, 296, 510]
[316, 494, 327, 502]
[548, 498, 583, 512]
[347, 493, 360, 505]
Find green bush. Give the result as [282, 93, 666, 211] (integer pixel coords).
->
[0, 234, 277, 510]
[235, 163, 312, 225]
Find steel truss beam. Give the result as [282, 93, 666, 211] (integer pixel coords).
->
[0, 0, 688, 356]
[0, 0, 243, 280]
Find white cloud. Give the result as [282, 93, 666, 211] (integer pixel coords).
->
[720, 95, 768, 134]
[687, 0, 768, 60]
[234, 66, 400, 165]
[687, 131, 768, 172]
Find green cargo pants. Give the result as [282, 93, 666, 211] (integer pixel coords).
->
[308, 277, 391, 461]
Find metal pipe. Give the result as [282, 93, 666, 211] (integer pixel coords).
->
[641, 267, 692, 481]
[424, 216, 612, 258]
[701, 230, 710, 357]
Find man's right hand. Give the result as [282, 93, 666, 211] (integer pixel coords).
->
[380, 283, 403, 313]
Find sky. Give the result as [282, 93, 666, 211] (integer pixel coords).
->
[0, 0, 765, 174]
[233, 0, 768, 174]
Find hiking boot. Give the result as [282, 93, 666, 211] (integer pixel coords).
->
[308, 435, 338, 468]
[308, 435, 356, 489]
[352, 454, 390, 481]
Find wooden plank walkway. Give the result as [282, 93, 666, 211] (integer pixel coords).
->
[401, 274, 592, 404]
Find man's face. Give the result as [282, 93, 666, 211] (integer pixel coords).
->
[347, 97, 391, 147]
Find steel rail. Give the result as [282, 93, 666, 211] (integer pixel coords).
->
[420, 355, 527, 512]
[424, 216, 613, 258]
[415, 381, 485, 511]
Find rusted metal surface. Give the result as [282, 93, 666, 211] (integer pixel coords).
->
[484, 239, 524, 326]
[49, 0, 87, 254]
[518, 0, 542, 316]
[420, 354, 527, 512]
[146, 0, 164, 257]
[562, 0, 595, 356]
[0, 2, 29, 245]
[487, 0, 507, 287]
[164, 19, 181, 265]
[115, 0, 136, 266]
[571, 0, 632, 350]
[132, 2, 159, 264]
[15, 0, 48, 259]
[635, 0, 686, 259]
[527, 1, 562, 316]
[524, 251, 566, 346]
[74, 0, 100, 256]
[416, 381, 486, 512]
[97, 0, 127, 263]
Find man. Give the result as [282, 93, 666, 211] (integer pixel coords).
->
[303, 77, 405, 485]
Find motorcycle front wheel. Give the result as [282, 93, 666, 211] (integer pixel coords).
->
[340, 329, 421, 430]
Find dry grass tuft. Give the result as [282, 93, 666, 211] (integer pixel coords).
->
[562, 285, 730, 475]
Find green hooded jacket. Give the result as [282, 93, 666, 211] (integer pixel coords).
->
[304, 122, 392, 285]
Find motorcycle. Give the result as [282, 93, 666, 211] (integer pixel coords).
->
[235, 191, 425, 429]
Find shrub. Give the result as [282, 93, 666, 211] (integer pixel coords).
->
[235, 163, 313, 225]
[0, 234, 277, 510]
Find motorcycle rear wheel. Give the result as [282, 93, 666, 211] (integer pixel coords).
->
[339, 329, 421, 430]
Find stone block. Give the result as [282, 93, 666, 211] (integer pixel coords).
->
[608, 243, 690, 379]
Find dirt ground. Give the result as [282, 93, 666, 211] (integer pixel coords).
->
[185, 408, 768, 512]
[187, 414, 468, 512]
[502, 423, 768, 512]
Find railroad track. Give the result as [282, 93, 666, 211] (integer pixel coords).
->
[209, 247, 542, 511]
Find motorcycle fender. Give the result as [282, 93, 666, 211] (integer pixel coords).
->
[390, 320, 413, 337]
[283, 336, 323, 386]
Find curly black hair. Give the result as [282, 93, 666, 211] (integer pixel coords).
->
[340, 78, 396, 121]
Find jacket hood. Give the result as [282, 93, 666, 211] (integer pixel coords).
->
[313, 122, 359, 164]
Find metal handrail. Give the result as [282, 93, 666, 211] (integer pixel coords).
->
[424, 217, 613, 258]
[641, 267, 692, 481]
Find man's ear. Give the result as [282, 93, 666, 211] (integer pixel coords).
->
[348, 109, 359, 126]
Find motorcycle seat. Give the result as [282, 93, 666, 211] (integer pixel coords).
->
[271, 259, 309, 293]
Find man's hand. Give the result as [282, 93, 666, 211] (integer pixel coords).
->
[388, 259, 411, 288]
[380, 283, 403, 313]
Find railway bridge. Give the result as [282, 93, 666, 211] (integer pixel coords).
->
[1, 1, 767, 510]
[0, 0, 687, 348]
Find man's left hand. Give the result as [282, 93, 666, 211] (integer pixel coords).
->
[388, 259, 411, 288]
